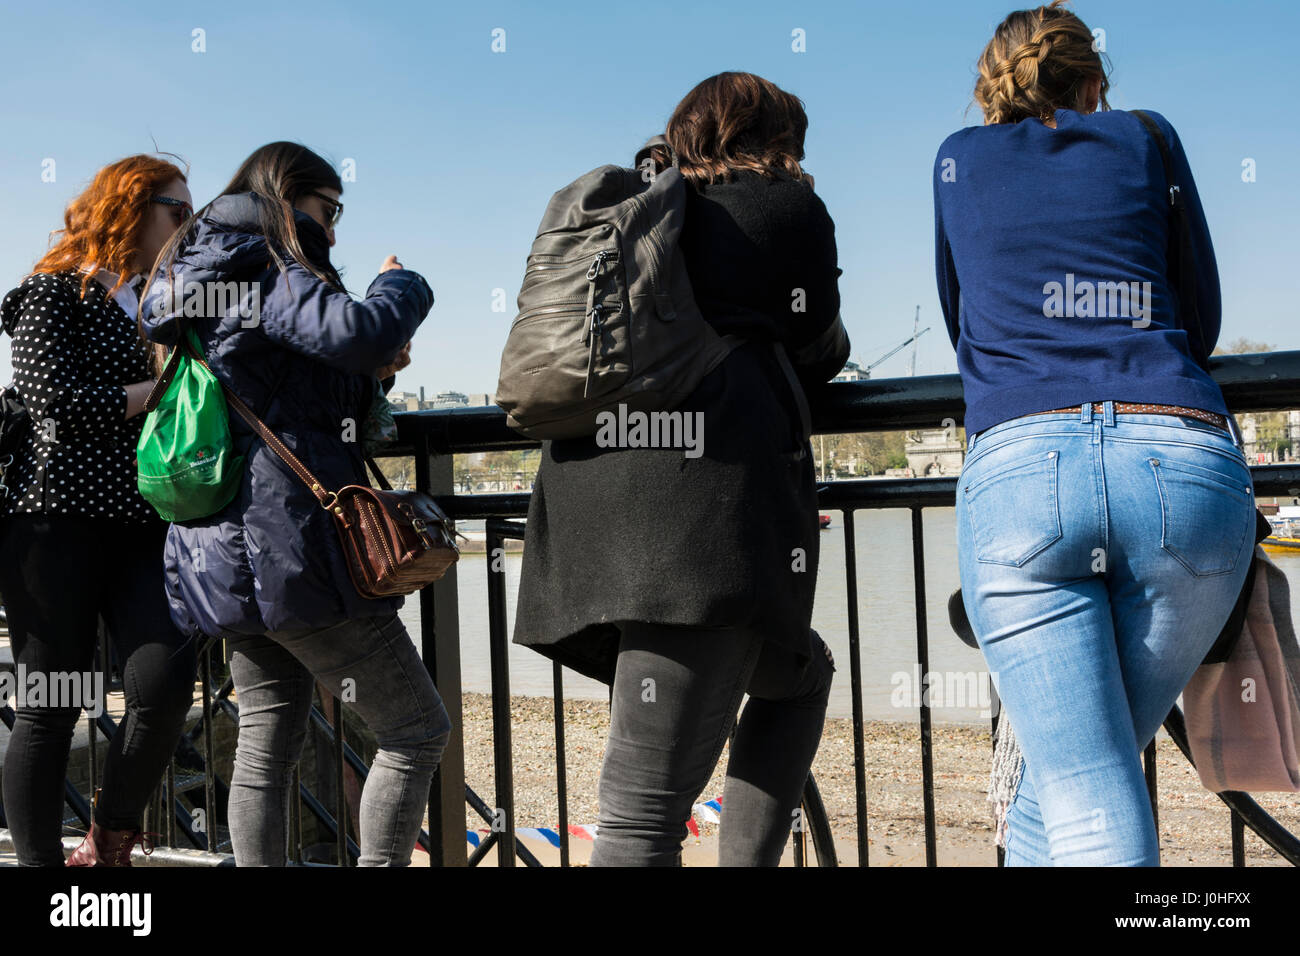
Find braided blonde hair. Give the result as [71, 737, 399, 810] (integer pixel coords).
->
[974, 0, 1110, 125]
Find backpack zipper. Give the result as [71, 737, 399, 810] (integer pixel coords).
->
[523, 249, 620, 277]
[583, 304, 605, 397]
[585, 250, 616, 279]
[514, 302, 588, 324]
[582, 303, 605, 347]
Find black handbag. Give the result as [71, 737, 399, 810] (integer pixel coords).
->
[0, 383, 31, 501]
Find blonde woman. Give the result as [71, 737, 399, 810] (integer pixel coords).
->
[935, 1, 1254, 865]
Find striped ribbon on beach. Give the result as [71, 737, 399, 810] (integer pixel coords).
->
[465, 796, 725, 848]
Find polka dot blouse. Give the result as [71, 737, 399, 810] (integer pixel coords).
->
[1, 271, 157, 523]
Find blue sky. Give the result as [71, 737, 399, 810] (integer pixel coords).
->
[1, 0, 1296, 393]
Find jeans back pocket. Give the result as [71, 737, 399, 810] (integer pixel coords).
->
[963, 451, 1062, 566]
[1148, 456, 1253, 576]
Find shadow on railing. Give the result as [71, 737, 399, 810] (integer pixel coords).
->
[4, 350, 1300, 866]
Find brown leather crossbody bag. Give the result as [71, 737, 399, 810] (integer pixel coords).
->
[200, 349, 460, 599]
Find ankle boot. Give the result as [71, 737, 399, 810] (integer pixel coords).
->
[66, 792, 155, 867]
[65, 822, 153, 867]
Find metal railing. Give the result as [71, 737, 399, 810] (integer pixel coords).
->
[3, 349, 1300, 866]
[389, 348, 1300, 867]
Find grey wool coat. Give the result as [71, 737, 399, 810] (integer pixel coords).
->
[511, 168, 850, 684]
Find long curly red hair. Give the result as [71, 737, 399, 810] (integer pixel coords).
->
[32, 155, 187, 299]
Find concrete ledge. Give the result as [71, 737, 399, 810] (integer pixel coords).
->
[0, 829, 236, 866]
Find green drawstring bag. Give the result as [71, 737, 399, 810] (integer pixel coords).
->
[136, 329, 244, 522]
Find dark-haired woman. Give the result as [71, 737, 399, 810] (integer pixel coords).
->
[935, 1, 1255, 865]
[141, 142, 450, 866]
[0, 156, 199, 865]
[513, 72, 848, 866]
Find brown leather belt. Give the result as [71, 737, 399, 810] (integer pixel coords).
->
[1025, 402, 1230, 432]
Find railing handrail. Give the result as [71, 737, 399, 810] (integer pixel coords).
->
[382, 348, 1300, 866]
[384, 349, 1300, 454]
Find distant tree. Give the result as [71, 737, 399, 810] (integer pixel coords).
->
[1215, 338, 1274, 355]
[815, 430, 910, 476]
[375, 456, 414, 488]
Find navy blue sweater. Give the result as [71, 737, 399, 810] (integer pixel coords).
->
[933, 108, 1226, 436]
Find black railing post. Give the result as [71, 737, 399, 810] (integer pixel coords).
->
[416, 435, 468, 866]
[165, 763, 177, 847]
[841, 509, 869, 868]
[332, 695, 348, 865]
[290, 766, 302, 864]
[553, 660, 570, 867]
[486, 525, 516, 866]
[911, 507, 938, 867]
[1231, 810, 1246, 866]
[990, 683, 1004, 868]
[199, 640, 216, 853]
[1144, 739, 1159, 838]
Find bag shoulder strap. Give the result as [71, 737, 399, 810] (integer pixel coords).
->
[141, 333, 185, 413]
[1132, 110, 1211, 372]
[772, 341, 813, 447]
[177, 335, 335, 507]
[1132, 110, 1177, 204]
[366, 457, 393, 491]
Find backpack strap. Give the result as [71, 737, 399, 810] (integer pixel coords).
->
[141, 336, 185, 413]
[772, 341, 813, 455]
[634, 135, 680, 172]
[1132, 110, 1211, 372]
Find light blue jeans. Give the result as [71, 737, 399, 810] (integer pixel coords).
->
[956, 402, 1256, 866]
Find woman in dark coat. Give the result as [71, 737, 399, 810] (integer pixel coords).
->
[140, 142, 451, 866]
[512, 72, 850, 866]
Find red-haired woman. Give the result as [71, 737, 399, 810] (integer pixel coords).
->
[0, 156, 199, 866]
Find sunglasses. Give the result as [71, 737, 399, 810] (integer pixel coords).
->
[151, 195, 194, 226]
[307, 191, 344, 227]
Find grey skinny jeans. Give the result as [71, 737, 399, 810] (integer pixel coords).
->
[589, 622, 834, 866]
[225, 612, 451, 866]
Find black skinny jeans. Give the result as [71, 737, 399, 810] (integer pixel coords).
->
[589, 622, 834, 866]
[0, 514, 197, 865]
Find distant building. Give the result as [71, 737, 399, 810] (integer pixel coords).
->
[387, 386, 426, 411]
[430, 391, 468, 409]
[832, 361, 869, 383]
[388, 387, 497, 412]
[904, 428, 965, 476]
[1239, 411, 1300, 464]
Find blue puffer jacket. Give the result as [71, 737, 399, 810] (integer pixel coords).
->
[140, 193, 434, 639]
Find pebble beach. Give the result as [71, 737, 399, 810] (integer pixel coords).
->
[459, 692, 1300, 867]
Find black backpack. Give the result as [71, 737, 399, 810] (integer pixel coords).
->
[495, 136, 742, 439]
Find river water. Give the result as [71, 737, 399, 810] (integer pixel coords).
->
[398, 509, 1300, 726]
